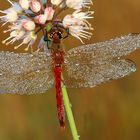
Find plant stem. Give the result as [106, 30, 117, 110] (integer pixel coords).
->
[61, 81, 80, 140]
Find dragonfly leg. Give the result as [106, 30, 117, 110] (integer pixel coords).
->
[44, 32, 51, 49]
[63, 28, 70, 39]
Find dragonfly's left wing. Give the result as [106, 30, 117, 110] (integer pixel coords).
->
[65, 33, 140, 65]
[63, 59, 136, 88]
[0, 51, 54, 94]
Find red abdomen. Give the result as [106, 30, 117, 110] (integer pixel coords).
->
[53, 66, 65, 129]
[52, 50, 65, 129]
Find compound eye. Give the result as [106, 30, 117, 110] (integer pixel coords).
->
[57, 32, 62, 39]
[48, 33, 53, 39]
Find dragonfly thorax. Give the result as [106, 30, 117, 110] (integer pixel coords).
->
[52, 51, 64, 66]
[46, 25, 68, 66]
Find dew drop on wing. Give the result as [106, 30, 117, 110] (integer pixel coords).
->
[63, 59, 137, 88]
[0, 51, 54, 94]
[65, 33, 140, 65]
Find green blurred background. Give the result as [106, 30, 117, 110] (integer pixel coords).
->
[0, 0, 140, 140]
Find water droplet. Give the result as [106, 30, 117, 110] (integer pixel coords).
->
[75, 63, 79, 66]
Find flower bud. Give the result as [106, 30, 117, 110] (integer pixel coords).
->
[51, 0, 63, 5]
[22, 20, 35, 31]
[44, 7, 55, 20]
[29, 0, 41, 13]
[34, 14, 47, 25]
[19, 0, 30, 10]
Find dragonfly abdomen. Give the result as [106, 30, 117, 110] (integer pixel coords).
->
[53, 66, 65, 129]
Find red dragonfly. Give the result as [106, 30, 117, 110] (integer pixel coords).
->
[0, 27, 140, 128]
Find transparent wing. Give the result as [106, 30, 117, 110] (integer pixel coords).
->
[65, 33, 140, 65]
[63, 59, 136, 88]
[0, 51, 54, 94]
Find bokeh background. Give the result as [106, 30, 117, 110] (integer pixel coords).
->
[0, 0, 140, 140]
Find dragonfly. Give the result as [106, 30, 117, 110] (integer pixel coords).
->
[0, 24, 140, 128]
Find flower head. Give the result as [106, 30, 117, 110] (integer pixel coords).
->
[0, 0, 93, 51]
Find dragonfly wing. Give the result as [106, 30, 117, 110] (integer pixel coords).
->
[0, 51, 54, 94]
[65, 33, 140, 65]
[63, 59, 136, 88]
[0, 51, 51, 75]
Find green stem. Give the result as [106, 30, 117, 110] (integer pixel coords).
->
[61, 81, 80, 140]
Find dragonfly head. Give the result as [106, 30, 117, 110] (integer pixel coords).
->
[48, 26, 63, 43]
[48, 23, 69, 43]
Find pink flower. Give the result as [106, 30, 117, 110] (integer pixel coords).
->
[34, 7, 55, 25]
[29, 0, 41, 13]
[63, 10, 94, 43]
[35, 14, 47, 25]
[1, 0, 94, 50]
[22, 20, 36, 31]
[44, 7, 55, 20]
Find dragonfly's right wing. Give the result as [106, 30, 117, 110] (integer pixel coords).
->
[65, 33, 140, 65]
[0, 51, 54, 95]
[63, 59, 136, 88]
